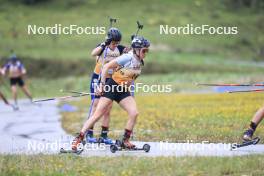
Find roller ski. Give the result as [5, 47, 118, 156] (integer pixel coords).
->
[231, 137, 260, 150]
[110, 139, 150, 153]
[231, 128, 260, 149]
[59, 141, 85, 155]
[59, 148, 84, 155]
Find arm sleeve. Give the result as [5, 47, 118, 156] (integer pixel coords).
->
[96, 43, 104, 56]
[19, 63, 26, 74]
[1, 64, 9, 75]
[3, 63, 10, 70]
[116, 54, 131, 66]
[18, 63, 24, 70]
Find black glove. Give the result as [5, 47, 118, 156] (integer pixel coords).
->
[100, 38, 112, 49]
[100, 42, 106, 48]
[105, 38, 112, 46]
[131, 34, 136, 41]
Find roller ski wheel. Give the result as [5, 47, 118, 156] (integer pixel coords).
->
[110, 144, 118, 153]
[59, 148, 83, 155]
[231, 137, 260, 150]
[142, 144, 151, 152]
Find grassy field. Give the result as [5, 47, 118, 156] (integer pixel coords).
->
[0, 0, 263, 60]
[1, 49, 264, 98]
[0, 154, 264, 175]
[1, 92, 264, 175]
[2, 51, 264, 82]
[1, 0, 263, 95]
[61, 93, 264, 143]
[1, 70, 264, 98]
[0, 1, 263, 175]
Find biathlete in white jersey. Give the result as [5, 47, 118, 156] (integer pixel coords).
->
[72, 36, 150, 150]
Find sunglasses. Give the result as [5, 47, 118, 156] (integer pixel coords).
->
[141, 48, 149, 54]
[111, 41, 120, 45]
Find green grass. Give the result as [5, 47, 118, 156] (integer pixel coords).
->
[0, 154, 264, 175]
[61, 93, 264, 143]
[1, 70, 264, 98]
[1, 1, 264, 175]
[0, 0, 263, 60]
[1, 50, 264, 99]
[2, 51, 264, 79]
[0, 76, 91, 98]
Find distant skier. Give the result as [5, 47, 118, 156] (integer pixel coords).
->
[1, 55, 33, 109]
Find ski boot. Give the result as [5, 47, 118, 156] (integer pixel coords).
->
[85, 131, 97, 144]
[98, 137, 113, 145]
[71, 132, 85, 151]
[122, 138, 136, 149]
[243, 128, 254, 141]
[99, 126, 113, 145]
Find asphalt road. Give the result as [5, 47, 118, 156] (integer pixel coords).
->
[0, 100, 263, 157]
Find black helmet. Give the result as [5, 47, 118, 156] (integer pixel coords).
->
[9, 55, 18, 62]
[107, 27, 122, 41]
[131, 36, 150, 49]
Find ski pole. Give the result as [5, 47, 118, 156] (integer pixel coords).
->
[0, 91, 10, 105]
[60, 89, 89, 95]
[109, 17, 117, 28]
[135, 21, 143, 36]
[33, 93, 95, 103]
[196, 83, 264, 87]
[228, 89, 264, 93]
